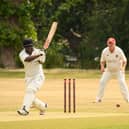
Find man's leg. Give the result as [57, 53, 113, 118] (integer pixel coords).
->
[96, 71, 111, 102]
[117, 71, 129, 102]
[17, 76, 44, 115]
[32, 98, 48, 115]
[17, 87, 36, 115]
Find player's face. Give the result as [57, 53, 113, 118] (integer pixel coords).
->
[25, 46, 33, 55]
[107, 41, 116, 52]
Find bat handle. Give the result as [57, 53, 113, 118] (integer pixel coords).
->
[43, 39, 50, 50]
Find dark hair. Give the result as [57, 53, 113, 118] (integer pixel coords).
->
[23, 39, 33, 47]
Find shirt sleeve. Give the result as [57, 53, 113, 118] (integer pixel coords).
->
[119, 48, 127, 62]
[38, 50, 46, 63]
[19, 51, 28, 63]
[100, 49, 105, 62]
[33, 49, 46, 63]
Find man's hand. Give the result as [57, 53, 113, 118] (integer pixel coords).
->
[100, 66, 105, 73]
[100, 61, 105, 73]
[121, 61, 127, 73]
[39, 53, 43, 56]
[38, 60, 43, 64]
[37, 50, 46, 64]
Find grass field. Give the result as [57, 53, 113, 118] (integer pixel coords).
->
[0, 69, 129, 129]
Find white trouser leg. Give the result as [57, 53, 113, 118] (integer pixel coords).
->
[117, 71, 129, 102]
[96, 71, 111, 101]
[32, 98, 46, 111]
[22, 88, 35, 111]
[22, 75, 44, 111]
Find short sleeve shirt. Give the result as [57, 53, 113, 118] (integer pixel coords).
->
[100, 46, 127, 72]
[19, 48, 45, 78]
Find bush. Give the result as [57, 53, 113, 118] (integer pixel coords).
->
[44, 42, 64, 68]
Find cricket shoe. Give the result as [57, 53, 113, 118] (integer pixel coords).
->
[93, 99, 102, 103]
[40, 103, 48, 115]
[17, 106, 29, 116]
[96, 99, 102, 103]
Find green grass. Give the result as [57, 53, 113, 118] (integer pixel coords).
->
[0, 68, 101, 79]
[1, 68, 129, 79]
[0, 71, 24, 78]
[1, 68, 129, 129]
[0, 116, 129, 129]
[45, 69, 101, 79]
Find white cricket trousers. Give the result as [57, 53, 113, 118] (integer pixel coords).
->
[96, 71, 129, 102]
[21, 75, 46, 111]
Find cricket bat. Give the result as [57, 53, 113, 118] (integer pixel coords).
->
[43, 21, 58, 50]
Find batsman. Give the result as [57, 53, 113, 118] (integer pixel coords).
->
[17, 22, 58, 115]
[17, 39, 48, 115]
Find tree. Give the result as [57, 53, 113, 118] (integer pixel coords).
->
[1, 0, 129, 69]
[0, 0, 36, 68]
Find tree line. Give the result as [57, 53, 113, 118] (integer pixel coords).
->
[0, 0, 129, 69]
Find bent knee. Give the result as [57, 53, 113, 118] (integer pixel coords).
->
[26, 87, 36, 94]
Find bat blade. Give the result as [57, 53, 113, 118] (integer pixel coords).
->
[43, 22, 58, 49]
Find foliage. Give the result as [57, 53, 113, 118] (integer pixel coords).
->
[44, 42, 64, 68]
[1, 0, 129, 68]
[0, 0, 37, 67]
[78, 0, 129, 68]
[0, 1, 36, 46]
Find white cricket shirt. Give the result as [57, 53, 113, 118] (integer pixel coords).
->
[100, 46, 127, 72]
[19, 48, 45, 78]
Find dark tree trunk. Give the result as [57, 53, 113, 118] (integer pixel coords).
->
[0, 0, 23, 68]
[0, 47, 16, 68]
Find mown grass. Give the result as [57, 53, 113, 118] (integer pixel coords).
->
[0, 68, 101, 79]
[1, 68, 129, 129]
[0, 116, 129, 129]
[1, 68, 129, 79]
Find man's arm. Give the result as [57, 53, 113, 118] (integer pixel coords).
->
[121, 60, 127, 71]
[100, 61, 105, 73]
[24, 54, 43, 62]
[37, 50, 46, 64]
[120, 48, 127, 72]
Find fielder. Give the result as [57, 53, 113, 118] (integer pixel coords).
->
[96, 37, 129, 102]
[17, 39, 48, 115]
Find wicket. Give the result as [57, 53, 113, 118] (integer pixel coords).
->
[64, 78, 76, 113]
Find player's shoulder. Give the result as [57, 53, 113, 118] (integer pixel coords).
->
[102, 47, 108, 53]
[116, 46, 122, 50]
[19, 49, 28, 59]
[33, 47, 45, 54]
[33, 47, 40, 52]
[115, 46, 123, 52]
[19, 49, 25, 55]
